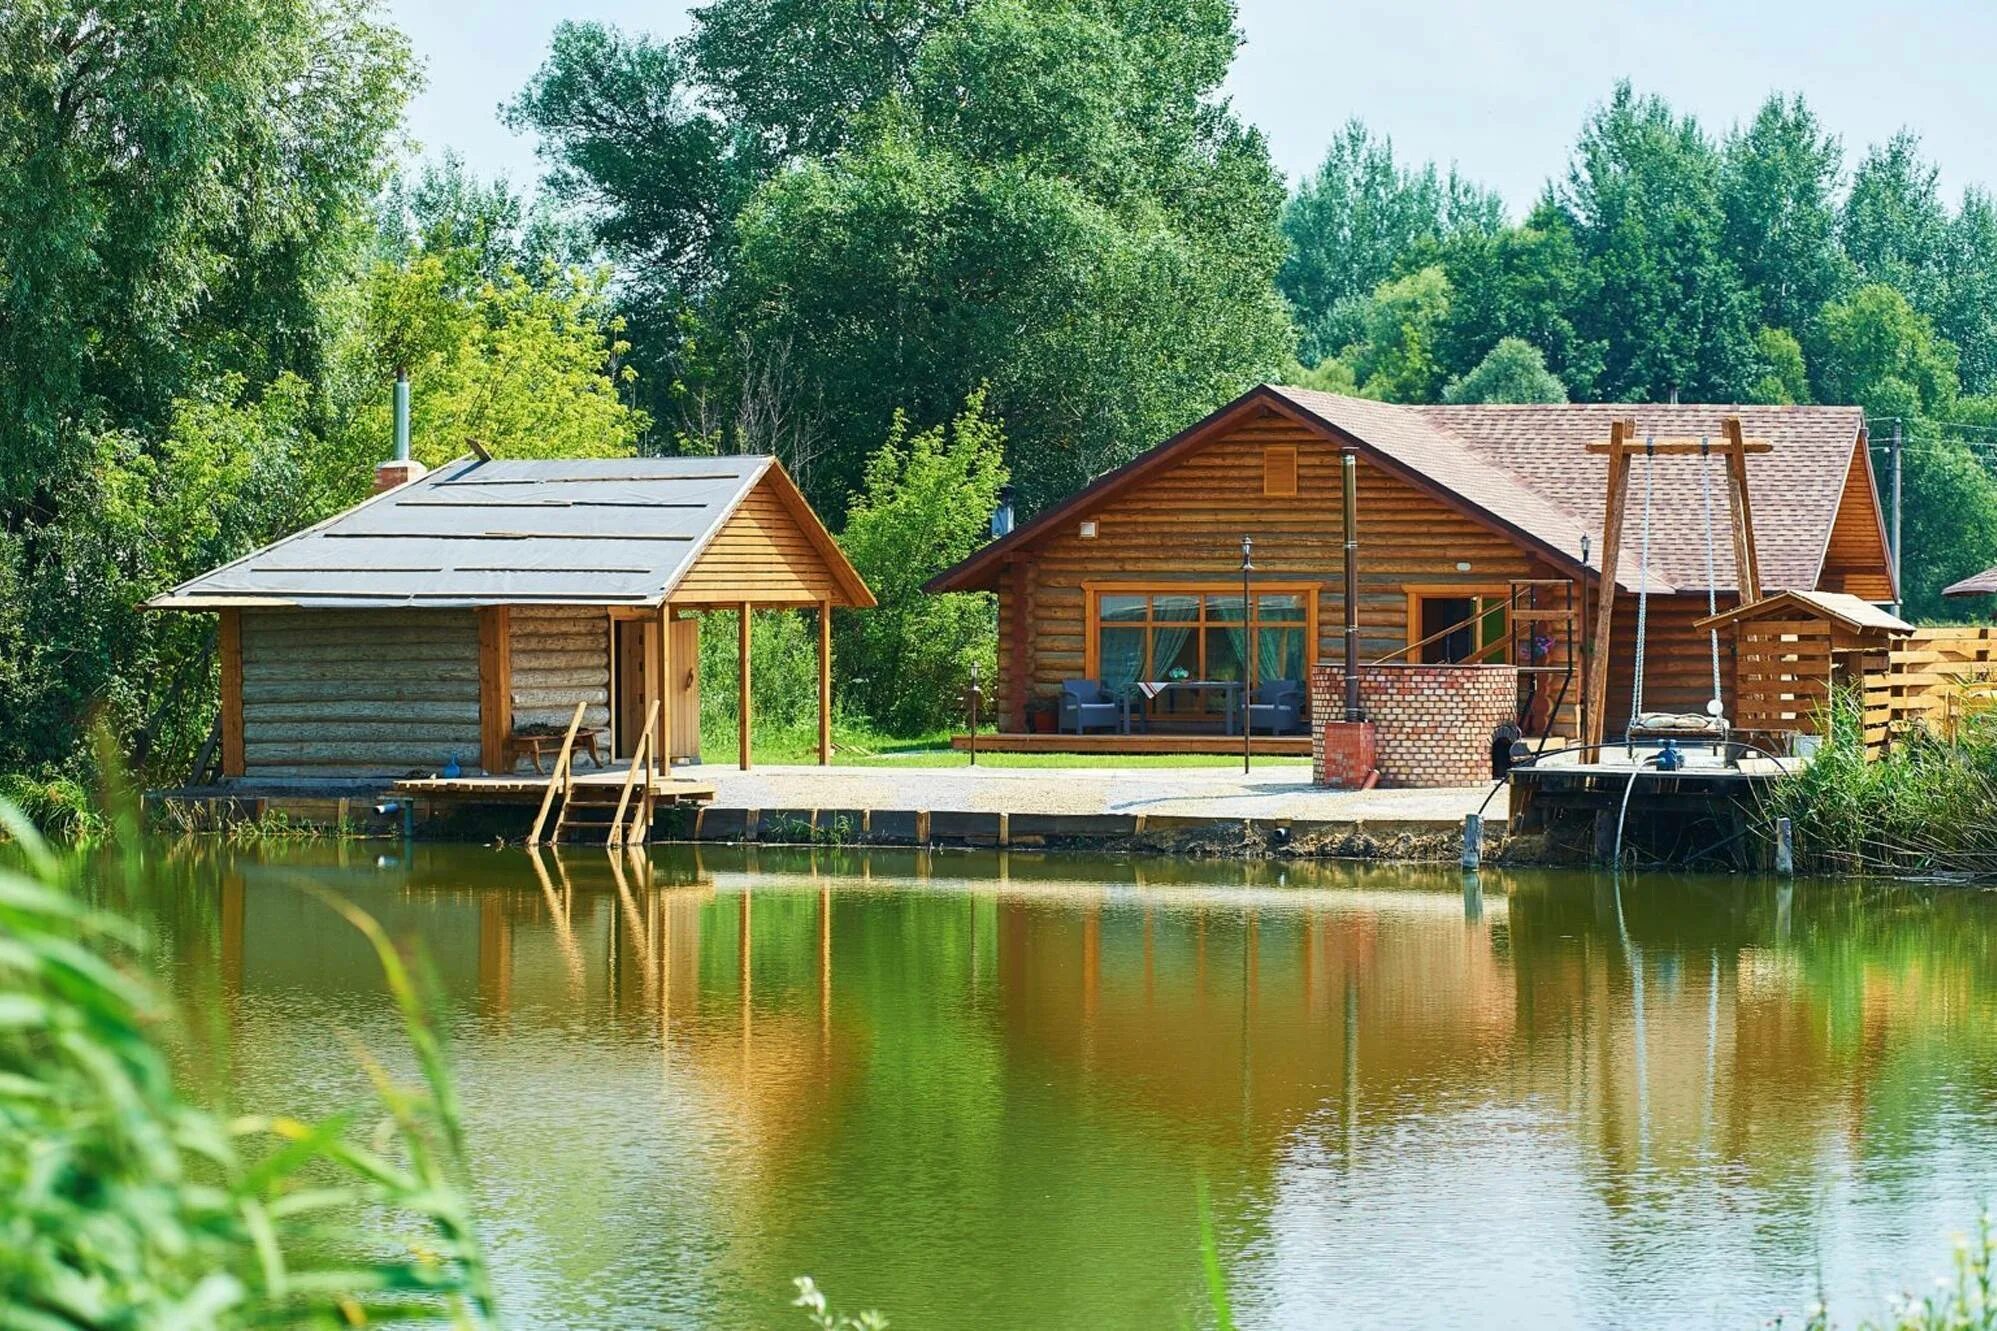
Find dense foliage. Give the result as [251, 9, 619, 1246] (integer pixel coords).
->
[508, 0, 1293, 512]
[1280, 82, 1997, 620]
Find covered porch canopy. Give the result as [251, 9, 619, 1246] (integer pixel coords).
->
[148, 455, 874, 774]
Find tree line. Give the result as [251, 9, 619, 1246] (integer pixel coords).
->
[2, 0, 1993, 785]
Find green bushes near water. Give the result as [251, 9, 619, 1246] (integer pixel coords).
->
[1764, 692, 1997, 878]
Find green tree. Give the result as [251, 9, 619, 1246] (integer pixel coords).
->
[1941, 189, 1997, 397]
[1442, 337, 1568, 404]
[836, 391, 1008, 734]
[1431, 206, 1603, 397]
[1747, 326, 1811, 404]
[1719, 94, 1848, 339]
[1279, 121, 1503, 366]
[1553, 83, 1757, 400]
[1815, 283, 1957, 419]
[1841, 132, 1950, 317]
[1337, 266, 1453, 402]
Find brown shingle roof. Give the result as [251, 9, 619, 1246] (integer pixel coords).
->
[1693, 589, 1912, 635]
[925, 385, 1872, 597]
[1944, 565, 1997, 598]
[1415, 401, 1866, 594]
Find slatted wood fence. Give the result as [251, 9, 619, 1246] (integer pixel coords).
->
[1867, 626, 1997, 749]
[1732, 618, 1887, 740]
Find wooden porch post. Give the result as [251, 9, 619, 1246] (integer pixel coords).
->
[218, 608, 245, 778]
[738, 602, 752, 770]
[478, 606, 512, 774]
[1584, 418, 1634, 752]
[817, 598, 833, 766]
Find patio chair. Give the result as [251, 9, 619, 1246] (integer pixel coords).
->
[1246, 680, 1305, 735]
[1059, 679, 1125, 735]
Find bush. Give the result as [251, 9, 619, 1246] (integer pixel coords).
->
[835, 391, 1007, 735]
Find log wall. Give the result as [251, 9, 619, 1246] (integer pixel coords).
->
[1818, 441, 1895, 601]
[239, 609, 482, 776]
[996, 410, 1569, 730]
[508, 604, 611, 741]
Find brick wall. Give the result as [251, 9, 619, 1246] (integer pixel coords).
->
[1311, 663, 1518, 787]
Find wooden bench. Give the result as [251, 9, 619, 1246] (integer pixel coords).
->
[513, 726, 609, 774]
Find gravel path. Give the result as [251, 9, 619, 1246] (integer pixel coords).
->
[680, 763, 1504, 824]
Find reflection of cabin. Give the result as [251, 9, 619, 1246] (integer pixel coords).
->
[926, 386, 1894, 752]
[150, 456, 873, 778]
[1693, 590, 1912, 741]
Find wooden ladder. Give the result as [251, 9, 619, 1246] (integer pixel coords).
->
[528, 700, 663, 847]
[527, 701, 588, 847]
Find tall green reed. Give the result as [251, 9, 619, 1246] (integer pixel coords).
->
[0, 797, 497, 1329]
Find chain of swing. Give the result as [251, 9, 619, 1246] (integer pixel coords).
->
[1624, 434, 1729, 745]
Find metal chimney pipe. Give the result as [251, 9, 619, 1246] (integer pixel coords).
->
[393, 370, 411, 462]
[1341, 449, 1363, 722]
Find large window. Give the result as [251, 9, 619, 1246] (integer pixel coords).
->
[1087, 585, 1317, 696]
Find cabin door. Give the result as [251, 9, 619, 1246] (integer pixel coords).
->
[612, 618, 657, 759]
[669, 617, 700, 763]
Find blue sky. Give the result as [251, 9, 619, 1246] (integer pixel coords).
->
[389, 0, 1997, 212]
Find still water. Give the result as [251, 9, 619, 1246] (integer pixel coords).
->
[147, 843, 1997, 1329]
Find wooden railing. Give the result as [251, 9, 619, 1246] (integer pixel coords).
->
[527, 700, 589, 846]
[607, 700, 660, 847]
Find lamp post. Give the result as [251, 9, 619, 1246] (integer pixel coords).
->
[967, 661, 982, 767]
[1241, 533, 1254, 775]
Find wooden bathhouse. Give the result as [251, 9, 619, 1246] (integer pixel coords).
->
[926, 385, 1894, 761]
[149, 455, 873, 780]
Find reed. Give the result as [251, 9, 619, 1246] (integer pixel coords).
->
[1762, 690, 1997, 878]
[0, 798, 497, 1329]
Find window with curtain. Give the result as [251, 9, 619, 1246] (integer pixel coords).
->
[1089, 588, 1315, 692]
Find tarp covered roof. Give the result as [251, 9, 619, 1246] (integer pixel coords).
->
[149, 455, 838, 610]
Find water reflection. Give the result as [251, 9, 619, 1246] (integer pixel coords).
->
[146, 841, 1997, 1330]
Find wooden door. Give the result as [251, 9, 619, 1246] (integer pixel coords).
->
[613, 619, 649, 758]
[670, 617, 701, 762]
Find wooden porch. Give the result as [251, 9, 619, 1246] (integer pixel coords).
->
[948, 732, 1312, 756]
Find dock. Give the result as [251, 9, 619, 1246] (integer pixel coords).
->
[392, 771, 716, 807]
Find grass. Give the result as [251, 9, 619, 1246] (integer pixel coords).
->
[704, 719, 1311, 768]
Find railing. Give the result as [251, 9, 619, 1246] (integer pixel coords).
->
[526, 700, 589, 846]
[1870, 626, 1997, 749]
[607, 700, 660, 846]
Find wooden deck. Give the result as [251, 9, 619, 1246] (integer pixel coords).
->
[949, 732, 1312, 756]
[393, 771, 716, 806]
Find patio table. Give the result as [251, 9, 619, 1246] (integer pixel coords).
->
[1131, 680, 1243, 735]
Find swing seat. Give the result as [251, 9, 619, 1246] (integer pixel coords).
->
[1627, 711, 1727, 738]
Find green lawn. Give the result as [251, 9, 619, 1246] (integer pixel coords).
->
[702, 722, 1311, 769]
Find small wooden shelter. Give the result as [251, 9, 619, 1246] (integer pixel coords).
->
[1693, 590, 1911, 740]
[149, 455, 873, 779]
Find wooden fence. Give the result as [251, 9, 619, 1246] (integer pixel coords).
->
[1866, 626, 1997, 749]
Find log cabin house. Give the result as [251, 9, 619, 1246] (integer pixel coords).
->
[148, 454, 873, 781]
[925, 385, 1894, 756]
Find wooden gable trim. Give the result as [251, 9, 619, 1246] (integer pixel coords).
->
[662, 458, 876, 610]
[1810, 427, 1897, 602]
[923, 384, 1594, 596]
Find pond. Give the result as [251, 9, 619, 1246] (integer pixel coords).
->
[141, 842, 1997, 1329]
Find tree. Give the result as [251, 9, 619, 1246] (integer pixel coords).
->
[1279, 121, 1503, 366]
[1431, 205, 1602, 398]
[1842, 133, 1950, 317]
[1746, 327, 1811, 405]
[1552, 83, 1757, 401]
[1442, 337, 1568, 404]
[1814, 283, 1957, 420]
[835, 391, 1008, 734]
[0, 0, 411, 503]
[1941, 189, 1997, 397]
[512, 0, 1292, 514]
[1719, 94, 1847, 339]
[1336, 266, 1453, 402]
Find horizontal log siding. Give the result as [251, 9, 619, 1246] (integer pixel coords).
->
[1601, 593, 1739, 729]
[1818, 442, 1894, 601]
[1000, 413, 1558, 721]
[508, 605, 610, 744]
[239, 609, 481, 775]
[672, 479, 841, 606]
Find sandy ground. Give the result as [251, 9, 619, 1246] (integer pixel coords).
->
[678, 762, 1504, 824]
